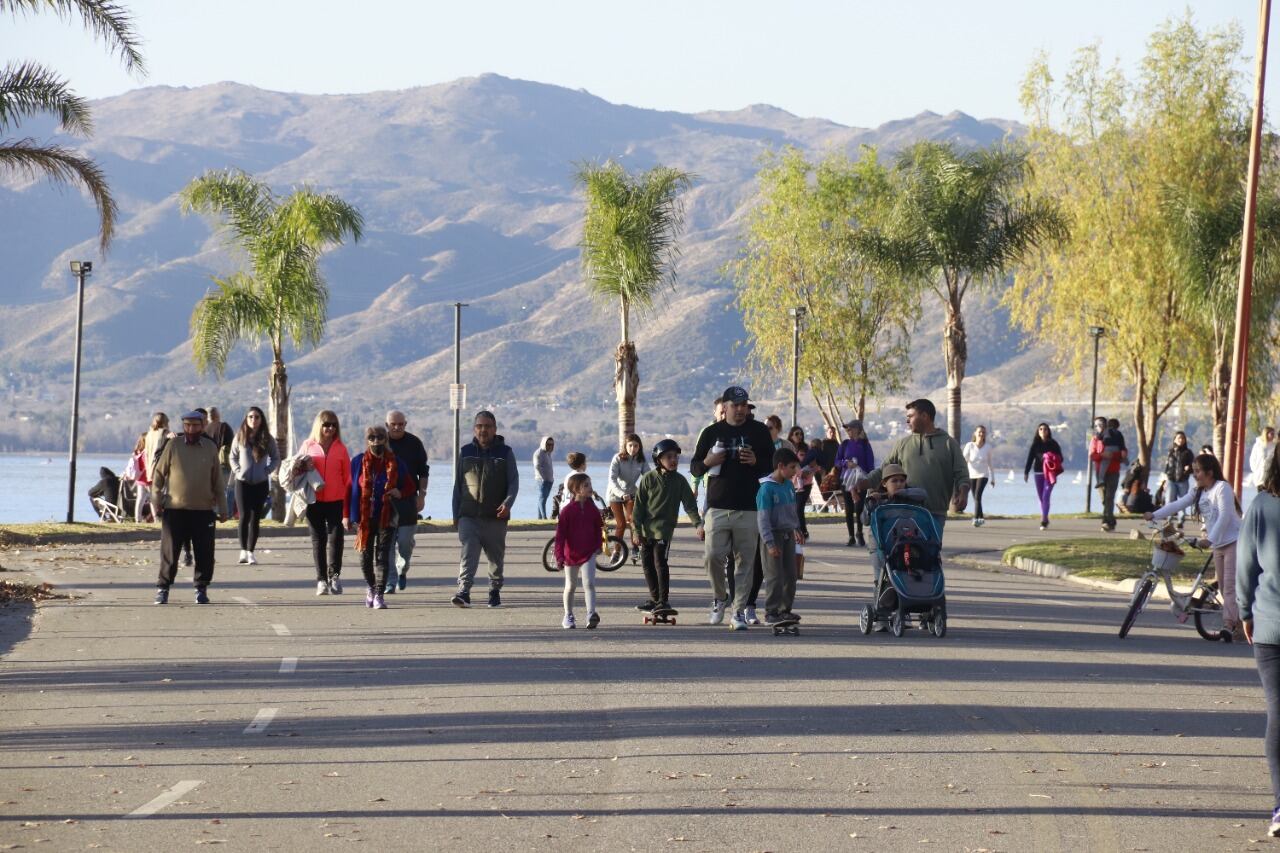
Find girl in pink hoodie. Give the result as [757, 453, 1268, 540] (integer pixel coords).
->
[554, 473, 604, 629]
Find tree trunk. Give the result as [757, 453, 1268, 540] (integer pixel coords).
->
[1209, 336, 1231, 460]
[942, 289, 967, 439]
[268, 358, 290, 522]
[615, 341, 638, 451]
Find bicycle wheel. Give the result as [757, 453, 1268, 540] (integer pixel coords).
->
[1193, 588, 1225, 642]
[1118, 578, 1154, 639]
[541, 538, 559, 572]
[598, 536, 628, 572]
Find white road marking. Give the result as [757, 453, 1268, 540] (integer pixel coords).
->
[271, 623, 290, 636]
[125, 780, 204, 818]
[279, 656, 298, 673]
[232, 596, 256, 607]
[244, 708, 278, 734]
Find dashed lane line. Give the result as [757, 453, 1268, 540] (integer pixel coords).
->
[271, 623, 290, 636]
[232, 596, 257, 606]
[124, 780, 204, 818]
[244, 708, 278, 734]
[279, 656, 298, 673]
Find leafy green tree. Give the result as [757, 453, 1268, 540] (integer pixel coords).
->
[1013, 16, 1268, 470]
[1, 0, 145, 250]
[575, 160, 693, 448]
[180, 169, 363, 518]
[870, 141, 1068, 442]
[732, 146, 919, 427]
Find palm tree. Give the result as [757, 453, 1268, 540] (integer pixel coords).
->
[878, 142, 1068, 439]
[576, 160, 694, 448]
[180, 169, 363, 519]
[1, 0, 145, 250]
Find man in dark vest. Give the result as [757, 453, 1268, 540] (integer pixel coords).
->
[451, 410, 519, 608]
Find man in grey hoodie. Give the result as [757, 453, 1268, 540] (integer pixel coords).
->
[533, 436, 555, 519]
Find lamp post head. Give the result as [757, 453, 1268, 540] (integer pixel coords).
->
[789, 306, 807, 319]
[1088, 325, 1105, 338]
[70, 261, 92, 275]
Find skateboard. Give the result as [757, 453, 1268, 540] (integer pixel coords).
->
[771, 617, 800, 636]
[643, 607, 678, 625]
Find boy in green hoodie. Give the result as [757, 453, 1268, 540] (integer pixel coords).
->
[632, 439, 704, 614]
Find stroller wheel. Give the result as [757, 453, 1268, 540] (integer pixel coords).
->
[859, 605, 874, 635]
[890, 608, 905, 638]
[931, 604, 947, 638]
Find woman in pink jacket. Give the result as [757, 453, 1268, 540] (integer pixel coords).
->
[296, 410, 352, 595]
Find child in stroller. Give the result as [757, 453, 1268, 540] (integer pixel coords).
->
[858, 464, 948, 638]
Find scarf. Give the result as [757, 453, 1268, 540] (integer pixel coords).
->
[356, 448, 398, 551]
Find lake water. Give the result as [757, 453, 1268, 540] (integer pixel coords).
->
[3, 452, 1238, 525]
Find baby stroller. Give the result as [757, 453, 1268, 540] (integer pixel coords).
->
[858, 492, 947, 638]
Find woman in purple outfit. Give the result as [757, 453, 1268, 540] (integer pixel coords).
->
[1024, 423, 1063, 530]
[834, 419, 875, 546]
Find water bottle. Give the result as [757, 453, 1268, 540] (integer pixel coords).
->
[709, 440, 725, 477]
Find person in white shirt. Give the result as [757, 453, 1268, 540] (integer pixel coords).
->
[1252, 428, 1277, 488]
[1147, 452, 1243, 639]
[962, 425, 995, 527]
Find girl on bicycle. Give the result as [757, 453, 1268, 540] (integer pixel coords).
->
[555, 472, 604, 629]
[1146, 453, 1243, 640]
[607, 434, 649, 544]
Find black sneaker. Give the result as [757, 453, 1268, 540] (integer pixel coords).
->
[763, 611, 783, 625]
[487, 587, 502, 608]
[856, 533, 866, 547]
[451, 591, 471, 608]
[587, 612, 600, 629]
[636, 601, 657, 612]
[153, 587, 168, 605]
[846, 537, 857, 546]
[194, 586, 210, 605]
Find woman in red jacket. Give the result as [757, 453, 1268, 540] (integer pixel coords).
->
[296, 410, 352, 595]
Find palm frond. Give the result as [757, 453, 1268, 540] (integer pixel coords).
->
[180, 168, 275, 247]
[0, 61, 91, 135]
[274, 188, 364, 247]
[2, 0, 145, 73]
[0, 137, 116, 248]
[189, 273, 270, 376]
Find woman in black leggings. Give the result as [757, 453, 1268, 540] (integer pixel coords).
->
[229, 406, 277, 565]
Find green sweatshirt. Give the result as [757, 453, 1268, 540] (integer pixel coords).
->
[632, 468, 702, 541]
[866, 429, 968, 517]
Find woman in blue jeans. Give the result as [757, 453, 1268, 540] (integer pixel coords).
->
[1239, 448, 1280, 837]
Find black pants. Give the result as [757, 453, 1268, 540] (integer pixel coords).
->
[360, 527, 394, 593]
[843, 489, 864, 539]
[1097, 471, 1120, 526]
[793, 489, 810, 537]
[158, 508, 216, 588]
[726, 542, 763, 607]
[306, 500, 345, 580]
[1256, 643, 1280, 810]
[235, 480, 269, 551]
[970, 477, 988, 520]
[640, 538, 671, 605]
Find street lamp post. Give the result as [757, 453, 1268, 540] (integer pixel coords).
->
[66, 260, 92, 523]
[1084, 326, 1105, 513]
[788, 306, 806, 429]
[449, 301, 468, 486]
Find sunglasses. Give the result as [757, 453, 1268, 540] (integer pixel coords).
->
[322, 422, 338, 429]
[367, 438, 386, 445]
[387, 422, 406, 428]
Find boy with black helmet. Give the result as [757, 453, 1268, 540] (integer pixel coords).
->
[632, 438, 704, 615]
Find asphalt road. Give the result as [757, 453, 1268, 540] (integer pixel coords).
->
[0, 517, 1272, 851]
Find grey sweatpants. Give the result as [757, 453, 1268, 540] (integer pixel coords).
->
[762, 529, 797, 616]
[457, 516, 507, 593]
[705, 508, 760, 611]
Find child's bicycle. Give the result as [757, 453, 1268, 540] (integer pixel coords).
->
[542, 499, 629, 572]
[1118, 520, 1225, 641]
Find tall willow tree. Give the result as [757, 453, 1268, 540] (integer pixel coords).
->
[1, 0, 146, 250]
[732, 146, 919, 427]
[1012, 16, 1265, 470]
[180, 169, 363, 518]
[576, 160, 693, 448]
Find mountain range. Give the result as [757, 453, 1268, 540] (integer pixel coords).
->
[0, 73, 1074, 457]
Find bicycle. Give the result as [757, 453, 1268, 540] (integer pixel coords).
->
[541, 500, 628, 573]
[1118, 520, 1225, 641]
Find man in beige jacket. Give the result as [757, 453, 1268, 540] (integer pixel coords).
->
[151, 410, 227, 604]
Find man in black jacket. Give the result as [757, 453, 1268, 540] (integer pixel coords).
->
[385, 410, 430, 593]
[689, 386, 775, 629]
[451, 410, 518, 608]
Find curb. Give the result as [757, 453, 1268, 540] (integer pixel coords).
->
[1005, 556, 1194, 602]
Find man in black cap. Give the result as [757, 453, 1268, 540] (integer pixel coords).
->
[150, 409, 227, 604]
[690, 386, 775, 630]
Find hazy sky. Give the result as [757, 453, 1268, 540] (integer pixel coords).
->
[7, 0, 1272, 127]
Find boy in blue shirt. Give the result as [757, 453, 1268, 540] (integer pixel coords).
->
[750, 446, 805, 628]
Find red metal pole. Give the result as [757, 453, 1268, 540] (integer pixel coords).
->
[1225, 0, 1271, 489]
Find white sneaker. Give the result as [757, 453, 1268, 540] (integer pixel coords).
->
[316, 580, 329, 596]
[562, 613, 576, 629]
[246, 552, 257, 565]
[708, 599, 726, 625]
[329, 577, 343, 595]
[238, 550, 248, 564]
[730, 612, 748, 631]
[745, 605, 760, 625]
